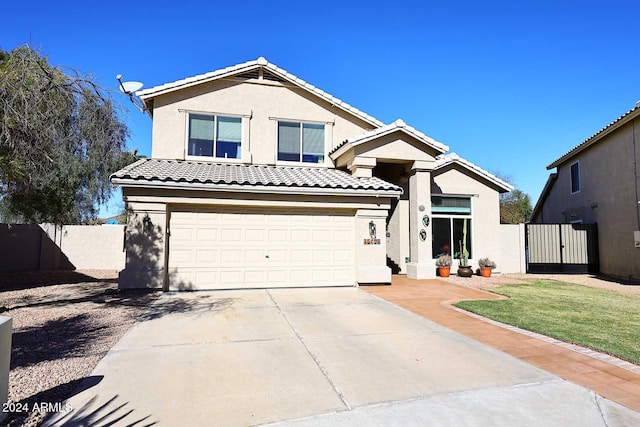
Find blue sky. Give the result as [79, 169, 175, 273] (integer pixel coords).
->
[3, 0, 639, 217]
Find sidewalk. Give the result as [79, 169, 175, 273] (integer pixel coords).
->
[363, 276, 640, 413]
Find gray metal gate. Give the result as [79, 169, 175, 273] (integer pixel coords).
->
[525, 223, 599, 274]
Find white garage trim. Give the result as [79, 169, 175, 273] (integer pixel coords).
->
[167, 206, 356, 290]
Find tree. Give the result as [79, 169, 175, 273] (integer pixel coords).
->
[500, 189, 533, 224]
[0, 45, 137, 224]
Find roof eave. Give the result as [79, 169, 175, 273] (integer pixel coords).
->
[531, 172, 558, 220]
[136, 59, 384, 128]
[434, 157, 513, 193]
[111, 178, 403, 198]
[547, 107, 640, 169]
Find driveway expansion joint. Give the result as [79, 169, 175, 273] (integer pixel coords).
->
[266, 290, 352, 411]
[594, 393, 612, 427]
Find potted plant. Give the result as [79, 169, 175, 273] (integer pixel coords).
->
[436, 255, 452, 277]
[478, 257, 496, 277]
[456, 219, 473, 277]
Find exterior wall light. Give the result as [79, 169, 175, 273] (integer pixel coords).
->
[143, 214, 153, 233]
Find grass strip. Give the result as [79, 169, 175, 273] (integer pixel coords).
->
[454, 280, 640, 365]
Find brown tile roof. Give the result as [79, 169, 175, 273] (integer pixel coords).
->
[111, 159, 402, 194]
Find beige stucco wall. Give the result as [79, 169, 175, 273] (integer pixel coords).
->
[119, 206, 167, 289]
[536, 119, 640, 281]
[356, 209, 392, 283]
[431, 167, 503, 271]
[150, 78, 374, 165]
[40, 224, 126, 270]
[499, 224, 526, 273]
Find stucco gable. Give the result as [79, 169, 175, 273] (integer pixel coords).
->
[433, 153, 513, 193]
[136, 57, 383, 128]
[329, 119, 449, 167]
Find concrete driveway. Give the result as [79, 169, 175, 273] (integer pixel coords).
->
[46, 287, 640, 426]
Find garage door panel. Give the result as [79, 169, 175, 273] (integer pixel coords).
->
[312, 270, 331, 282]
[245, 250, 265, 263]
[290, 250, 310, 262]
[312, 250, 331, 262]
[267, 250, 288, 263]
[245, 229, 265, 241]
[312, 230, 330, 242]
[291, 230, 309, 241]
[268, 229, 288, 241]
[196, 228, 218, 242]
[244, 271, 265, 283]
[169, 208, 355, 290]
[196, 250, 217, 264]
[333, 249, 354, 263]
[221, 250, 242, 263]
[195, 271, 218, 285]
[289, 269, 311, 283]
[221, 229, 242, 241]
[333, 231, 351, 243]
[171, 249, 194, 266]
[171, 227, 194, 241]
[171, 212, 196, 225]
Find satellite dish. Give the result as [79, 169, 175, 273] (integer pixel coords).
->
[116, 74, 144, 94]
[120, 81, 144, 94]
[116, 74, 146, 113]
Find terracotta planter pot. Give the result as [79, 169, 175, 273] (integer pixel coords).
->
[457, 266, 473, 277]
[438, 267, 451, 277]
[480, 267, 492, 277]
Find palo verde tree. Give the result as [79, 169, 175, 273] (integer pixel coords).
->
[0, 45, 137, 224]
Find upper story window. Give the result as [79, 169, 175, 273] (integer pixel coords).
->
[187, 113, 242, 160]
[570, 161, 580, 194]
[277, 121, 325, 164]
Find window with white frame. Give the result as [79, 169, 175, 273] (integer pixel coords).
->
[570, 161, 580, 193]
[431, 196, 473, 259]
[187, 113, 242, 159]
[277, 121, 325, 164]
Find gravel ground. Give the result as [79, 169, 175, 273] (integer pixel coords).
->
[0, 270, 159, 427]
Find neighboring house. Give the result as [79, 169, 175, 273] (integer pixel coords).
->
[532, 103, 640, 282]
[111, 57, 512, 291]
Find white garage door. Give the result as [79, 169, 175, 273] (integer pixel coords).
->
[168, 207, 355, 290]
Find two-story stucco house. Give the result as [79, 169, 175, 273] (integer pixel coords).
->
[532, 103, 640, 282]
[111, 57, 512, 291]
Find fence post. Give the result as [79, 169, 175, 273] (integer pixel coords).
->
[0, 316, 12, 424]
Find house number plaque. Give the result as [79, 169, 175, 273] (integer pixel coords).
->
[419, 229, 427, 241]
[364, 220, 381, 245]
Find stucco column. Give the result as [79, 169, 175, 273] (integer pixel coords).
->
[348, 157, 376, 178]
[118, 202, 167, 290]
[406, 160, 435, 279]
[355, 209, 392, 284]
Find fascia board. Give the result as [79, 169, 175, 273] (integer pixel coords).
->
[111, 178, 402, 198]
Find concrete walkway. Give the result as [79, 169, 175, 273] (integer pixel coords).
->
[45, 287, 640, 426]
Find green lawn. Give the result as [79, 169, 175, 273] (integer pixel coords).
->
[454, 280, 640, 365]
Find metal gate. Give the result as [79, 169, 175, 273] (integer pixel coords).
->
[525, 223, 599, 274]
